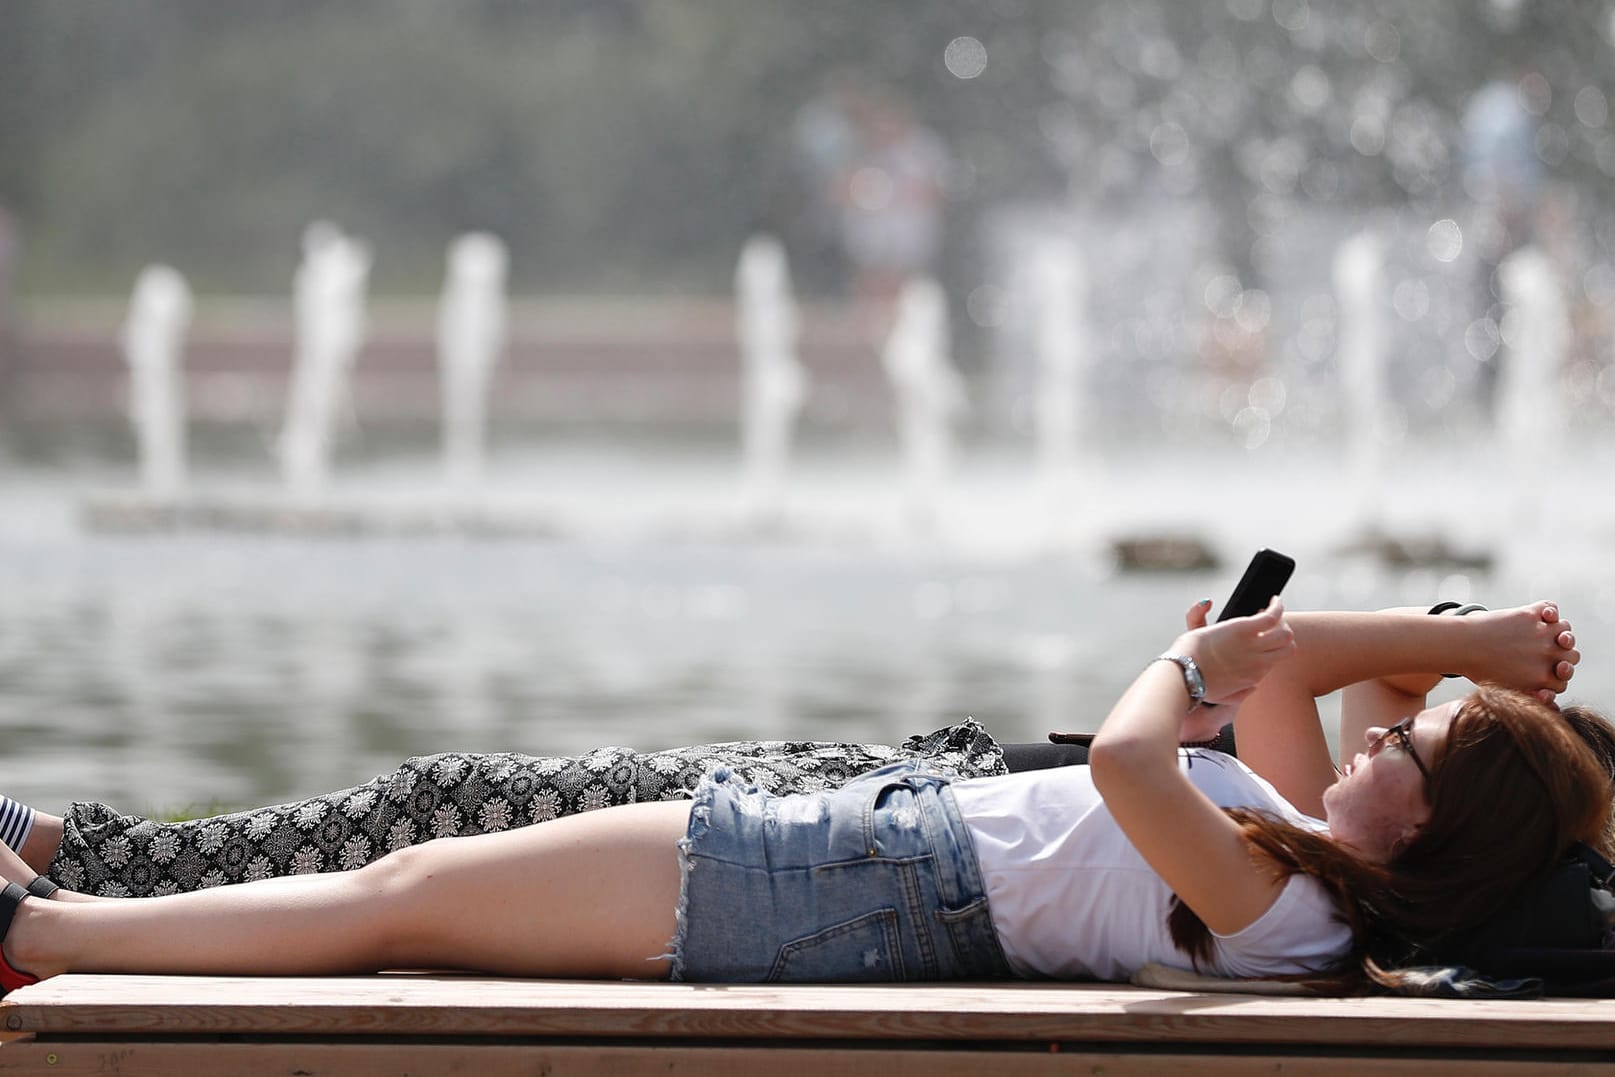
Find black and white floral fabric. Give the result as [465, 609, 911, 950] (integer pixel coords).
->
[50, 720, 1006, 897]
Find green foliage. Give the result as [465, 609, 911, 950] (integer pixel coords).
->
[153, 802, 238, 824]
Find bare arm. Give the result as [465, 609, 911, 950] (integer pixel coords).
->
[1231, 602, 1578, 817]
[1090, 600, 1297, 935]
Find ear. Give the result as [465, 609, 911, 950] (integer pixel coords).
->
[1390, 821, 1424, 857]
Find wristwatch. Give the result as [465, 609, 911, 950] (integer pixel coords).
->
[1153, 652, 1206, 705]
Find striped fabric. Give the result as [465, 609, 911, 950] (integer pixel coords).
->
[0, 797, 35, 854]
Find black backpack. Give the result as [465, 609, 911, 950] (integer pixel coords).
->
[1423, 843, 1615, 996]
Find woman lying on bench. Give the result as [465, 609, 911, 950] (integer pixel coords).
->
[3, 603, 1598, 898]
[0, 599, 1603, 992]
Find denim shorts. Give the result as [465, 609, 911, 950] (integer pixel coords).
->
[668, 761, 1012, 983]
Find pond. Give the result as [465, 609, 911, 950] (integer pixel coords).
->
[3, 434, 1613, 814]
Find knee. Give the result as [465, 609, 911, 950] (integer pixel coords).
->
[348, 842, 448, 961]
[354, 841, 438, 902]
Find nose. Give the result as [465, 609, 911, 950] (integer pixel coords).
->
[1364, 726, 1388, 755]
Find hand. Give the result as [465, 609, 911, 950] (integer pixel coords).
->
[1176, 596, 1296, 708]
[1451, 601, 1581, 705]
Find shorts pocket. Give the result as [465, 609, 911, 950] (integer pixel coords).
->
[767, 908, 907, 983]
[826, 767, 923, 861]
[935, 895, 1004, 977]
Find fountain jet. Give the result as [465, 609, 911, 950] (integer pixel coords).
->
[438, 232, 509, 492]
[1028, 238, 1089, 537]
[279, 222, 371, 502]
[735, 235, 808, 528]
[121, 265, 193, 502]
[882, 276, 966, 533]
[1333, 232, 1389, 535]
[1495, 246, 1568, 557]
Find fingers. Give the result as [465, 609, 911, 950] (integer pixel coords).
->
[1533, 603, 1579, 694]
[1256, 622, 1296, 655]
[1553, 614, 1579, 689]
[1210, 597, 1292, 659]
[1208, 594, 1286, 628]
[1241, 594, 1285, 629]
[1177, 597, 1293, 705]
[1185, 598, 1212, 630]
[1259, 635, 1299, 669]
[1251, 597, 1293, 648]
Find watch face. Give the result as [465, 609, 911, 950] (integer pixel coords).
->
[1181, 661, 1205, 700]
[1160, 653, 1204, 702]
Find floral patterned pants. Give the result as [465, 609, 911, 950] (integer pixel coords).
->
[48, 721, 1006, 897]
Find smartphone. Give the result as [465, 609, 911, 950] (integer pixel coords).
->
[1216, 548, 1296, 622]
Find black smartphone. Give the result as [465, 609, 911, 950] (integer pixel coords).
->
[1216, 548, 1296, 622]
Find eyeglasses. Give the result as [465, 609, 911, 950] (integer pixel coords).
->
[1371, 716, 1431, 783]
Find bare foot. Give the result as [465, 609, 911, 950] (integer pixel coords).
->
[1456, 601, 1580, 703]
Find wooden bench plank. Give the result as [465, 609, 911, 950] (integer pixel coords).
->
[0, 1041, 1604, 1077]
[5, 975, 1615, 1052]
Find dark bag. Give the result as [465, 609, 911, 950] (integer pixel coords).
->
[1430, 843, 1615, 996]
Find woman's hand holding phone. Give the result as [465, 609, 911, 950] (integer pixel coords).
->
[1171, 552, 1298, 743]
[1177, 595, 1295, 706]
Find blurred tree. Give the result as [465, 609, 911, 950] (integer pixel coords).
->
[0, 0, 1609, 304]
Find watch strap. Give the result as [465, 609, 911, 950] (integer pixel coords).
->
[1153, 651, 1206, 704]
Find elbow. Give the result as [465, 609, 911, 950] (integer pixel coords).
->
[1087, 734, 1155, 793]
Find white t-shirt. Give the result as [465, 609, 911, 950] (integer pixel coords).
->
[950, 749, 1352, 982]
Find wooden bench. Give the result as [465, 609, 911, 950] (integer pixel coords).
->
[4, 974, 1615, 1075]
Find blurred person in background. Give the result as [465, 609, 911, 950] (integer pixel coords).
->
[831, 84, 949, 339]
[1461, 73, 1549, 410]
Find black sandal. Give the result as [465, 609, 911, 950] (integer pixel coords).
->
[0, 881, 40, 996]
[25, 876, 58, 899]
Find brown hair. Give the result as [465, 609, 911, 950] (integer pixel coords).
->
[1560, 704, 1615, 858]
[1168, 687, 1615, 990]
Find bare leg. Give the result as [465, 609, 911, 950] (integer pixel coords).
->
[44, 726, 1001, 897]
[6, 799, 692, 983]
[0, 832, 94, 904]
[17, 814, 63, 877]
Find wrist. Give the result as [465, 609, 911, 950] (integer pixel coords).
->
[1429, 602, 1488, 679]
[1152, 651, 1206, 706]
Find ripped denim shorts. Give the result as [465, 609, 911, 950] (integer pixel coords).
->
[668, 761, 1012, 983]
